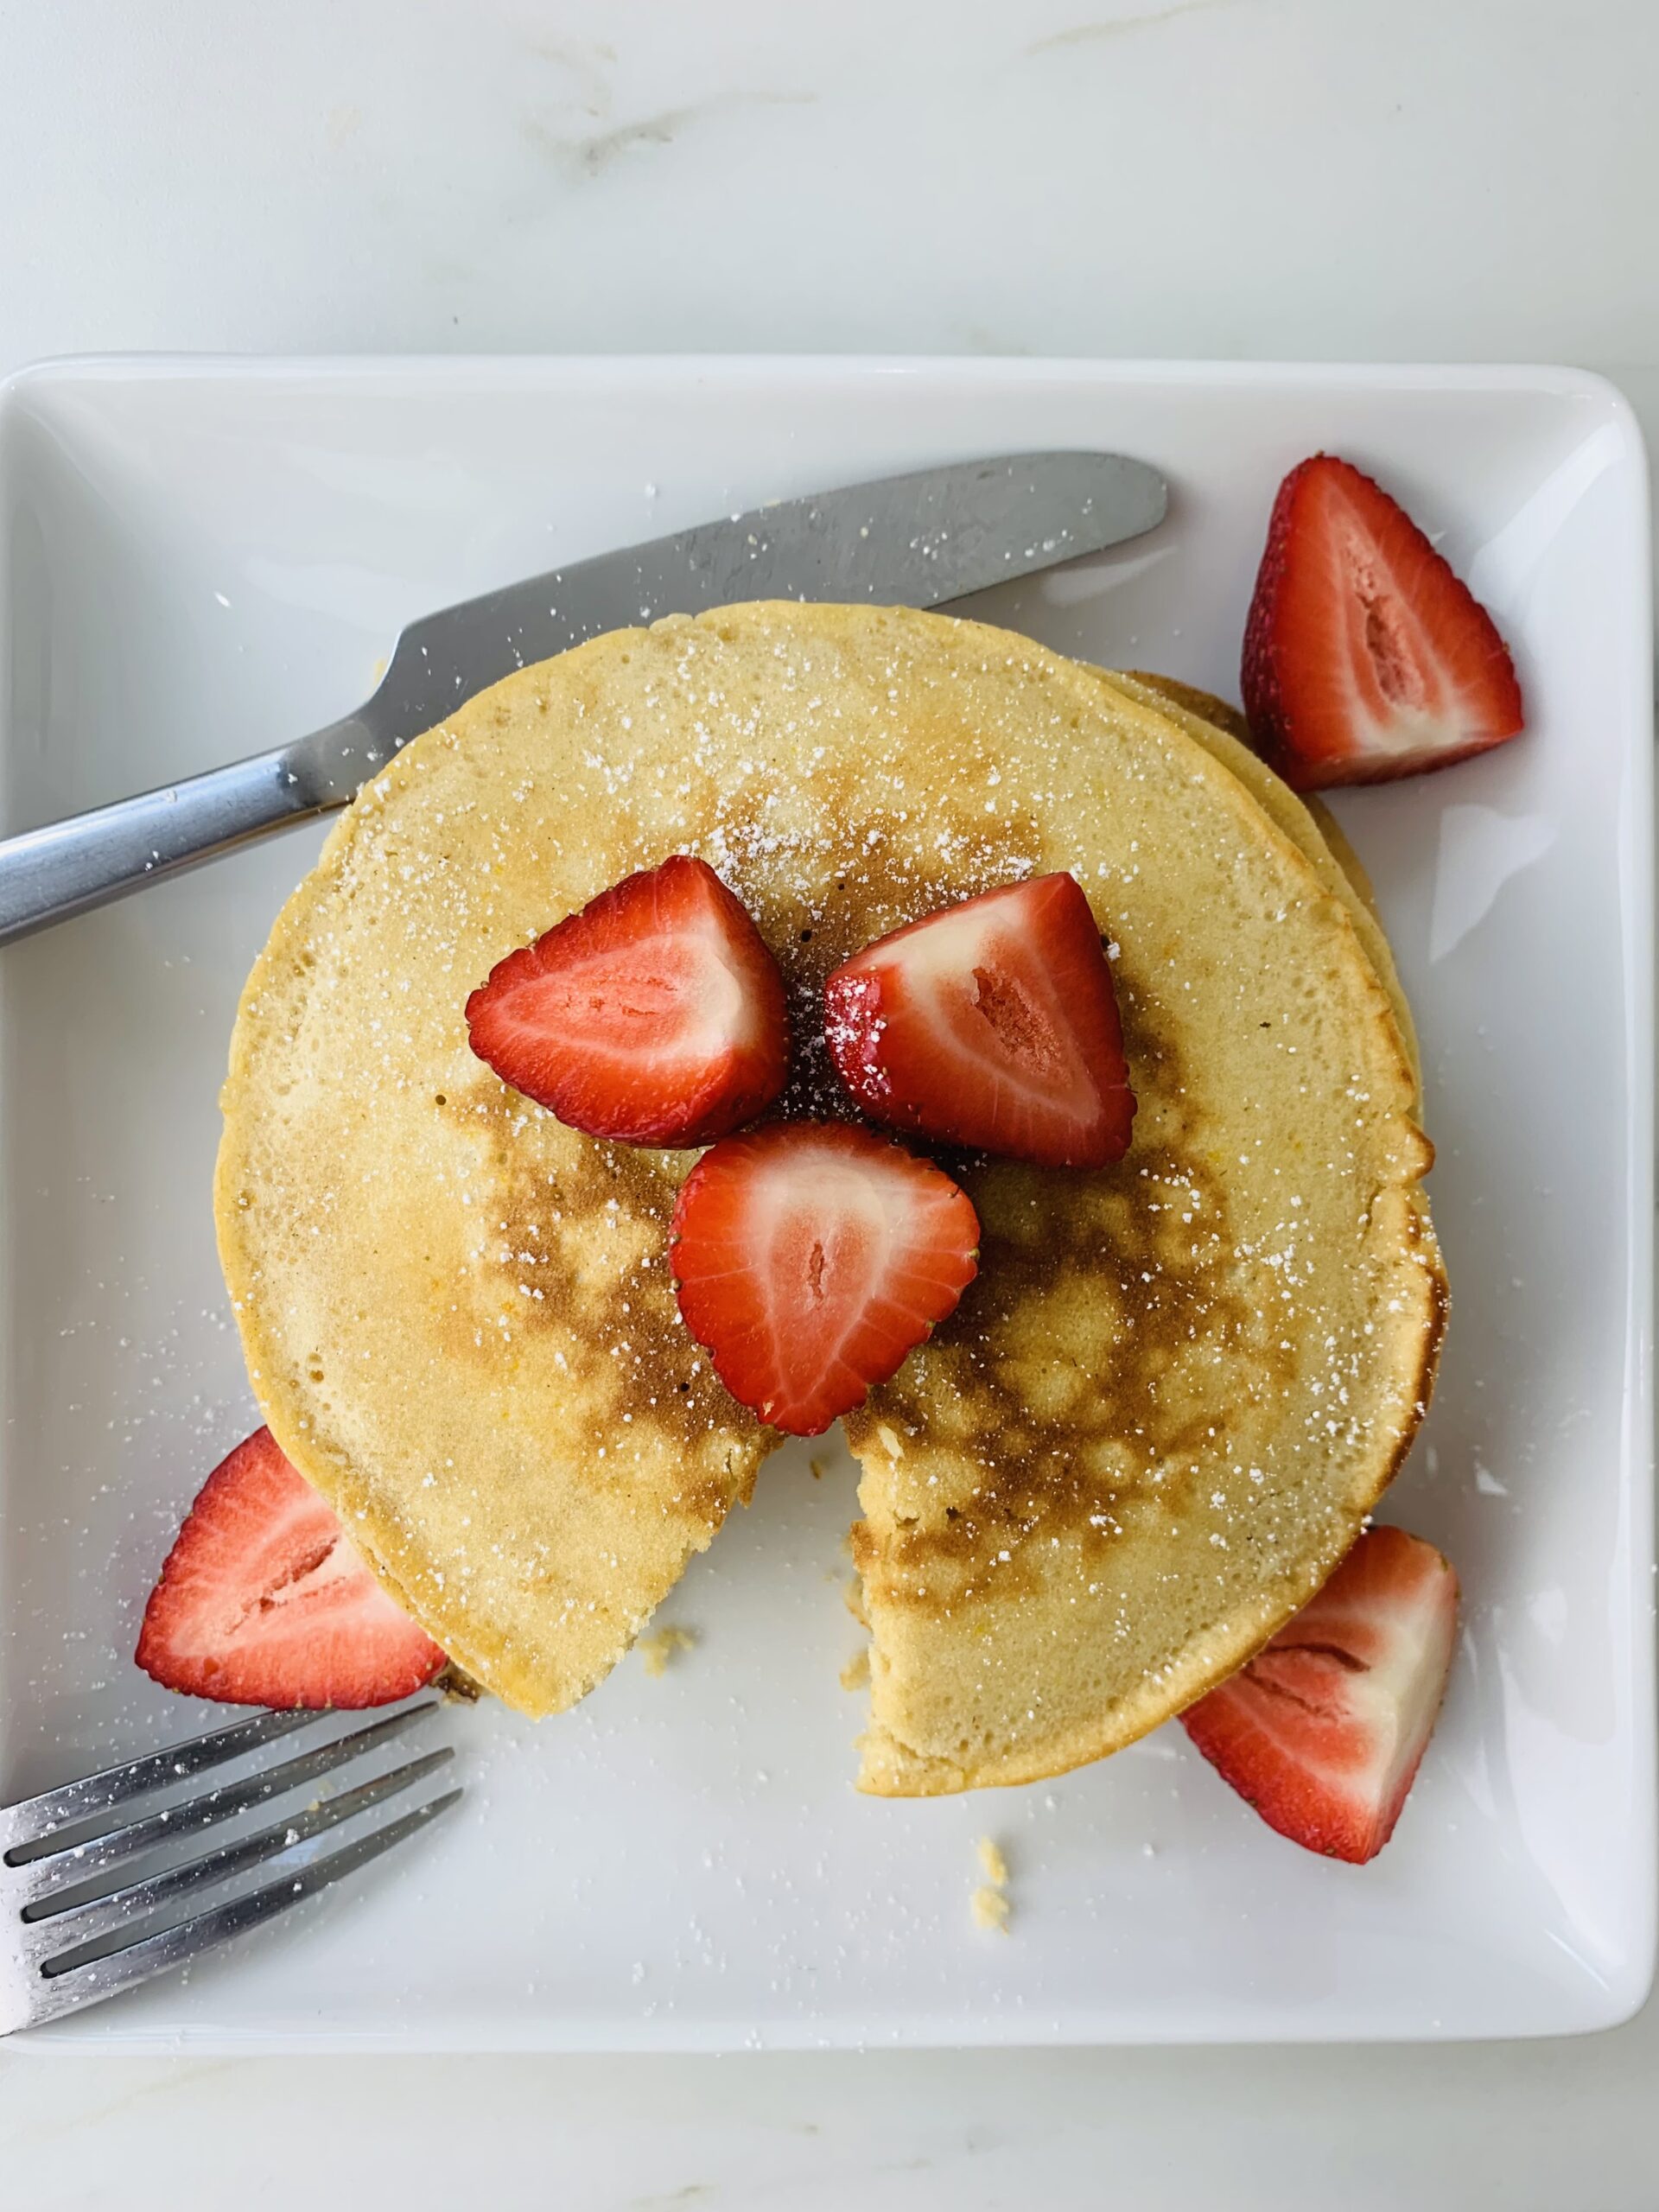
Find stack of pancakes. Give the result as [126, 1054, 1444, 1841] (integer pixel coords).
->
[217, 604, 1444, 1794]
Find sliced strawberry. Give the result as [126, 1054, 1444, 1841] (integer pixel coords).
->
[1241, 454, 1524, 790]
[466, 855, 788, 1147]
[669, 1122, 979, 1436]
[1181, 1524, 1459, 1863]
[822, 874, 1135, 1169]
[137, 1427, 446, 1708]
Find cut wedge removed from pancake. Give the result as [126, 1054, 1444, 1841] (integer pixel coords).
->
[219, 603, 1443, 1769]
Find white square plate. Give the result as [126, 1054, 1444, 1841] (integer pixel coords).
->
[0, 358, 1650, 2050]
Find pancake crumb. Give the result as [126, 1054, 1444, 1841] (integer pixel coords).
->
[972, 1834, 1011, 1930]
[971, 1885, 1010, 1934]
[976, 1835, 1009, 1886]
[638, 1624, 698, 1677]
[840, 1646, 871, 1691]
[435, 1663, 485, 1704]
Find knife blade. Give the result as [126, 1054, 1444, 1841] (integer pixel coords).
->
[0, 451, 1166, 944]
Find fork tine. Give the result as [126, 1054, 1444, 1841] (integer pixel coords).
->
[6, 1701, 439, 1891]
[2, 1706, 318, 1847]
[24, 1786, 461, 2028]
[21, 1746, 456, 1942]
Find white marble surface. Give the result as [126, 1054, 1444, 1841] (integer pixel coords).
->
[0, 1, 1655, 2204]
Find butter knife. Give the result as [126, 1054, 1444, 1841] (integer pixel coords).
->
[0, 450, 1166, 943]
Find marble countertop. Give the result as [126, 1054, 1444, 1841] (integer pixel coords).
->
[1, 2, 1655, 2205]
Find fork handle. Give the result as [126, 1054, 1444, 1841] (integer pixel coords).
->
[0, 715, 368, 944]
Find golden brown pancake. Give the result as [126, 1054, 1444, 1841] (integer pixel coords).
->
[1121, 671, 1381, 912]
[218, 605, 1443, 1779]
[843, 649, 1442, 1791]
[1101, 670, 1420, 1095]
[1122, 671, 1252, 747]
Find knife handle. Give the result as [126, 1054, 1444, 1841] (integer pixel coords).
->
[0, 718, 370, 945]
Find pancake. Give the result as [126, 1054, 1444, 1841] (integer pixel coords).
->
[844, 648, 1443, 1791]
[1121, 671, 1253, 747]
[1099, 671, 1421, 1095]
[1117, 672, 1382, 918]
[218, 604, 1444, 1771]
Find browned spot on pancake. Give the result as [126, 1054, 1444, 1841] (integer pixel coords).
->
[690, 798, 1047, 1121]
[435, 1081, 759, 1501]
[848, 975, 1294, 1604]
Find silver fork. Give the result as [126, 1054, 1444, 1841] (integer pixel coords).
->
[1, 1695, 459, 2032]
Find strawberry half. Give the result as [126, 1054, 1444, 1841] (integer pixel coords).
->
[669, 1122, 980, 1436]
[466, 855, 787, 1147]
[1180, 1524, 1459, 1864]
[822, 874, 1135, 1169]
[137, 1427, 446, 1708]
[1241, 454, 1523, 790]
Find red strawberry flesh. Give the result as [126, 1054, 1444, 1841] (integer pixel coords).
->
[136, 1427, 446, 1708]
[466, 855, 788, 1147]
[823, 873, 1135, 1167]
[669, 1122, 980, 1436]
[1241, 454, 1523, 790]
[1180, 1523, 1459, 1863]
